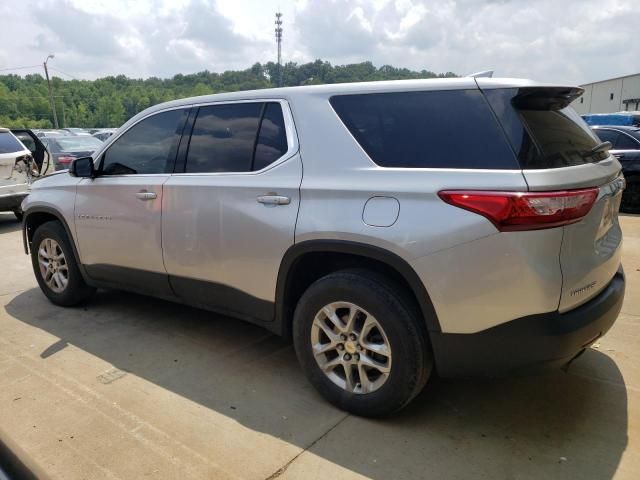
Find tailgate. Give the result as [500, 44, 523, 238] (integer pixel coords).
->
[558, 172, 624, 311]
[481, 83, 625, 312]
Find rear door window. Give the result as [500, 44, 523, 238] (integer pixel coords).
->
[330, 90, 518, 169]
[254, 103, 288, 171]
[185, 102, 289, 173]
[484, 88, 607, 169]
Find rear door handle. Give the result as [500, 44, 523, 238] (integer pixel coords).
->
[135, 191, 157, 201]
[257, 195, 290, 206]
[614, 153, 625, 159]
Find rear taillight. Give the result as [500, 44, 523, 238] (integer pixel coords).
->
[57, 155, 76, 165]
[438, 188, 599, 231]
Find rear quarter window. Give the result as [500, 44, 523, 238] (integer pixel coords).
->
[329, 90, 518, 169]
[0, 131, 25, 154]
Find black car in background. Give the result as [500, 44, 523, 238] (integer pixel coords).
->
[592, 125, 640, 212]
[40, 135, 102, 171]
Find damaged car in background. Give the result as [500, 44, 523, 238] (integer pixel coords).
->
[0, 128, 51, 220]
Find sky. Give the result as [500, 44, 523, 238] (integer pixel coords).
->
[0, 0, 638, 85]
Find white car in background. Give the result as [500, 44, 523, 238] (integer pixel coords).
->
[0, 128, 34, 220]
[0, 128, 51, 220]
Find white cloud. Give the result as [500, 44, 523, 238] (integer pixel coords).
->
[0, 0, 637, 84]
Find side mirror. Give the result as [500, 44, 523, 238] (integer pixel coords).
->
[69, 157, 95, 178]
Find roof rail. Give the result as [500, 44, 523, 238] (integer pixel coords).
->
[467, 70, 494, 78]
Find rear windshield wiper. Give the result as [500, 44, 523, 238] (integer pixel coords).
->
[582, 141, 612, 158]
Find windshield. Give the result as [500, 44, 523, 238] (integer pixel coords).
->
[56, 136, 102, 152]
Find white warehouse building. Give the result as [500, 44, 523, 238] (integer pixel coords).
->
[571, 73, 640, 114]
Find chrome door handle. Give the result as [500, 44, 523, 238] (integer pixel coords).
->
[614, 153, 625, 159]
[257, 195, 290, 206]
[135, 191, 157, 200]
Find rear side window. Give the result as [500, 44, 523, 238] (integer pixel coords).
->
[102, 109, 187, 175]
[185, 102, 288, 173]
[594, 129, 619, 145]
[484, 88, 607, 169]
[254, 103, 288, 171]
[329, 90, 518, 169]
[0, 131, 25, 154]
[615, 133, 639, 150]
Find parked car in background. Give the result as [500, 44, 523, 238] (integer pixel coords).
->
[592, 125, 640, 212]
[21, 78, 625, 416]
[35, 129, 67, 139]
[583, 113, 640, 127]
[63, 128, 91, 136]
[0, 128, 37, 220]
[41, 135, 103, 171]
[92, 129, 116, 141]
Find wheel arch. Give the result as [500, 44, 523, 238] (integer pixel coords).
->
[275, 240, 441, 338]
[23, 207, 90, 283]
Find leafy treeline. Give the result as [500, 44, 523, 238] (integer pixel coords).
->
[0, 60, 456, 129]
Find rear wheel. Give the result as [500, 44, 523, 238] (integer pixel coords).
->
[293, 270, 432, 417]
[621, 175, 640, 213]
[31, 221, 95, 306]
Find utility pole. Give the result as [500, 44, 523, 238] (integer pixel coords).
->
[275, 12, 283, 87]
[43, 54, 59, 128]
[60, 98, 66, 128]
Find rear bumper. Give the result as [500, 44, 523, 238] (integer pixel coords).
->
[431, 266, 625, 377]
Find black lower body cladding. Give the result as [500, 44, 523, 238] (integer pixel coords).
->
[430, 267, 625, 377]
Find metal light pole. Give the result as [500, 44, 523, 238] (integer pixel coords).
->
[43, 54, 59, 128]
[275, 12, 283, 87]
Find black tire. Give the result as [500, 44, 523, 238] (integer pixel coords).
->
[621, 175, 640, 213]
[293, 269, 433, 417]
[13, 210, 23, 222]
[31, 221, 95, 306]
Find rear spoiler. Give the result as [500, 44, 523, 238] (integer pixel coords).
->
[511, 87, 584, 111]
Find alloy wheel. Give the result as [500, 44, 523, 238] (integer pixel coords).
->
[38, 238, 69, 293]
[311, 301, 392, 394]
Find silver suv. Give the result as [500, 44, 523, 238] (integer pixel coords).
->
[21, 78, 626, 416]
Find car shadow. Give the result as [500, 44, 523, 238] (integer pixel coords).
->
[0, 213, 21, 235]
[4, 288, 629, 479]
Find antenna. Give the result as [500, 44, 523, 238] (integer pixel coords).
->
[275, 12, 283, 87]
[467, 70, 494, 78]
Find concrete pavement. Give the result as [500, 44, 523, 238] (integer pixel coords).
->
[0, 211, 639, 479]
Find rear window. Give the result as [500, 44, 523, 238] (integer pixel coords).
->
[484, 88, 607, 169]
[329, 90, 519, 169]
[0, 131, 25, 154]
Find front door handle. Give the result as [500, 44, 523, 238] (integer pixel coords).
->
[257, 195, 291, 206]
[136, 191, 157, 201]
[614, 153, 625, 160]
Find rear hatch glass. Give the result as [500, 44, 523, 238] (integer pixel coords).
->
[482, 87, 609, 169]
[482, 85, 623, 311]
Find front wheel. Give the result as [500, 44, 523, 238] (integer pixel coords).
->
[31, 221, 95, 306]
[293, 270, 433, 417]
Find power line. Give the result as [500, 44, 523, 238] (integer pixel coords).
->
[49, 67, 80, 80]
[0, 64, 42, 72]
